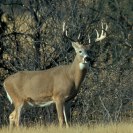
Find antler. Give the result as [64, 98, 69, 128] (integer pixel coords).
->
[95, 22, 108, 42]
[63, 22, 74, 41]
[63, 22, 80, 42]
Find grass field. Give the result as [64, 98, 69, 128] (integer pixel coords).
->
[0, 123, 133, 133]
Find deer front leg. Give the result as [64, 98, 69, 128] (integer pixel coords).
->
[55, 99, 65, 127]
[15, 104, 23, 127]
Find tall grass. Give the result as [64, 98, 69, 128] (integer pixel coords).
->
[0, 123, 133, 133]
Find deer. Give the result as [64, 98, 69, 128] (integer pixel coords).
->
[3, 22, 108, 128]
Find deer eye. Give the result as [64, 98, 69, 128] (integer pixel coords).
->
[79, 51, 82, 53]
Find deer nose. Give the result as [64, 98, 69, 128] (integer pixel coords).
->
[84, 56, 90, 62]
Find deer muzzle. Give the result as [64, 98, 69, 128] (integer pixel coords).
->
[84, 56, 90, 63]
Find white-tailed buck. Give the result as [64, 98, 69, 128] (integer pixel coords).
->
[3, 22, 108, 127]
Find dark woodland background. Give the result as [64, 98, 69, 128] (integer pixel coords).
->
[0, 0, 133, 126]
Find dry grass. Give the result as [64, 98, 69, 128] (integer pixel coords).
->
[0, 123, 133, 133]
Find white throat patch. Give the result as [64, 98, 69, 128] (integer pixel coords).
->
[79, 63, 87, 70]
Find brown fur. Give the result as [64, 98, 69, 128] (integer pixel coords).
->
[3, 42, 89, 127]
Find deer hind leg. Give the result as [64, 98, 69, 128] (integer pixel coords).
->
[63, 105, 69, 128]
[9, 103, 23, 128]
[9, 110, 16, 127]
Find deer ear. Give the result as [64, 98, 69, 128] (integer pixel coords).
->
[72, 42, 80, 51]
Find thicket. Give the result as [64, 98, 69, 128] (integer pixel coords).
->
[0, 0, 133, 126]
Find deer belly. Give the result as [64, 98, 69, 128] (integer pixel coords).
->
[28, 100, 54, 107]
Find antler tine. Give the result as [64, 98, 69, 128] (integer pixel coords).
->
[101, 22, 104, 36]
[102, 22, 108, 37]
[88, 34, 91, 44]
[63, 22, 65, 32]
[63, 22, 68, 37]
[95, 29, 100, 38]
[95, 22, 108, 42]
[105, 23, 108, 31]
[78, 33, 81, 40]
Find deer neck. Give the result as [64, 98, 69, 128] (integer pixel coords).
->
[69, 55, 87, 89]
